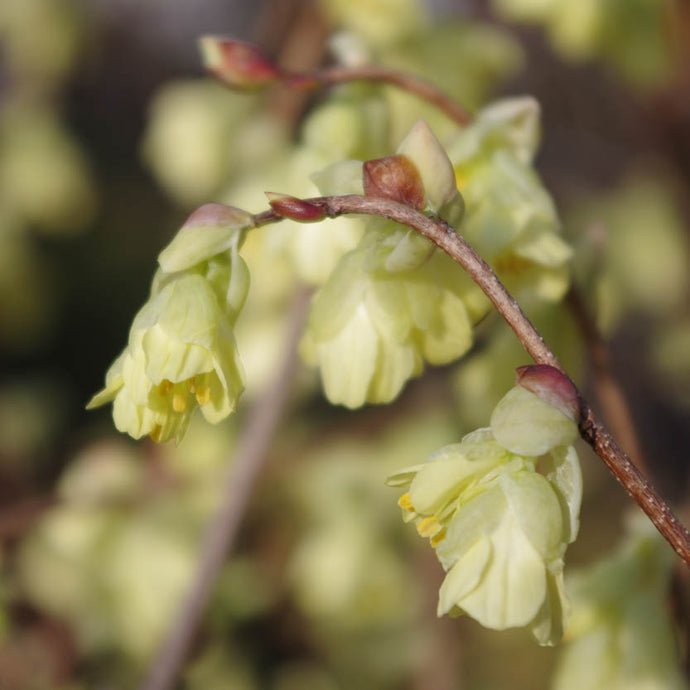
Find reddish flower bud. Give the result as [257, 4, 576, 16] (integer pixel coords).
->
[199, 36, 282, 89]
[266, 193, 327, 222]
[363, 154, 426, 210]
[515, 364, 582, 423]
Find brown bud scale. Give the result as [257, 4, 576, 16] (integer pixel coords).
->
[363, 154, 426, 210]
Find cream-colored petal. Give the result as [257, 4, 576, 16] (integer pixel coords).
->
[437, 536, 492, 616]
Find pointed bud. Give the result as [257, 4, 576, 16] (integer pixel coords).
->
[266, 193, 327, 222]
[397, 119, 457, 212]
[515, 364, 581, 423]
[199, 36, 282, 89]
[363, 154, 425, 210]
[158, 203, 253, 273]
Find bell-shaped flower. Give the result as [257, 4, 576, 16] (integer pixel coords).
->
[87, 271, 245, 443]
[387, 381, 582, 645]
[552, 514, 685, 690]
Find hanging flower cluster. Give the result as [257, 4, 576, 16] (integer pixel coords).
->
[88, 204, 252, 442]
[387, 366, 582, 645]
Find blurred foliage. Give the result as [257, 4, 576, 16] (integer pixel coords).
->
[0, 0, 689, 688]
[491, 0, 675, 88]
[552, 513, 686, 689]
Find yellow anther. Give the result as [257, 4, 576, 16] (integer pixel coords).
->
[454, 170, 466, 191]
[195, 386, 211, 405]
[430, 529, 446, 548]
[158, 379, 173, 396]
[172, 392, 188, 412]
[187, 377, 197, 394]
[398, 493, 415, 512]
[417, 516, 442, 538]
[150, 424, 162, 443]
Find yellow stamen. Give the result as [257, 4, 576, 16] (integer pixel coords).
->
[417, 516, 442, 538]
[195, 386, 211, 405]
[454, 170, 466, 191]
[158, 379, 173, 396]
[398, 493, 414, 512]
[150, 424, 162, 443]
[172, 392, 187, 412]
[187, 377, 197, 394]
[430, 528, 446, 548]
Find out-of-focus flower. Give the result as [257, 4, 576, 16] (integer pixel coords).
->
[290, 410, 456, 630]
[0, 103, 96, 233]
[318, 0, 430, 47]
[568, 175, 689, 334]
[142, 80, 285, 206]
[491, 0, 673, 87]
[449, 97, 572, 305]
[388, 380, 582, 645]
[0, 0, 85, 88]
[552, 514, 686, 690]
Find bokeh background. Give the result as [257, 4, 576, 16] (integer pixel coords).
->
[0, 0, 689, 688]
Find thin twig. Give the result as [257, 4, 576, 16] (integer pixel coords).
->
[140, 289, 311, 690]
[286, 65, 472, 126]
[255, 195, 690, 566]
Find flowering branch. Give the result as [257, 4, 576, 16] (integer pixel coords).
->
[255, 194, 690, 567]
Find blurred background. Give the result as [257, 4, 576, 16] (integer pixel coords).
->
[0, 0, 689, 688]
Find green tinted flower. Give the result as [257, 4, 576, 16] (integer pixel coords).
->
[388, 382, 582, 645]
[88, 269, 245, 443]
[553, 514, 685, 690]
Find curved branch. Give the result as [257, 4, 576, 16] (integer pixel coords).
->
[286, 65, 472, 126]
[255, 195, 690, 567]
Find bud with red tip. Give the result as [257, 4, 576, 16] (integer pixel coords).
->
[266, 193, 327, 222]
[515, 364, 581, 423]
[363, 154, 425, 210]
[199, 36, 282, 89]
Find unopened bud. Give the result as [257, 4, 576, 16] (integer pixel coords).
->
[266, 193, 326, 222]
[199, 36, 282, 89]
[515, 364, 581, 423]
[363, 154, 425, 210]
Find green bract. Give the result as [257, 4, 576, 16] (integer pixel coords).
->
[491, 385, 578, 456]
[88, 267, 246, 443]
[157, 203, 252, 275]
[388, 385, 582, 645]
